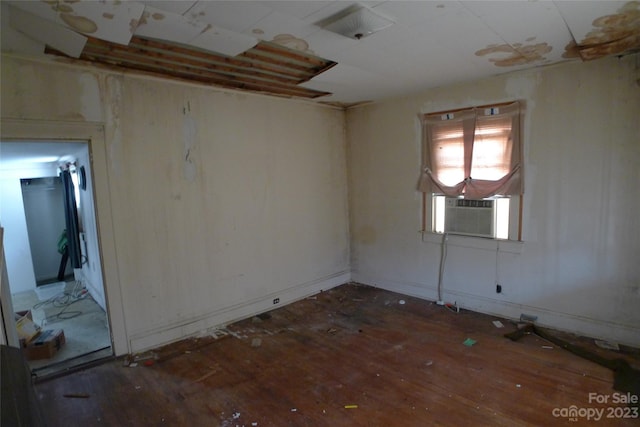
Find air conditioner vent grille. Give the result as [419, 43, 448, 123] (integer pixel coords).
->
[444, 198, 495, 238]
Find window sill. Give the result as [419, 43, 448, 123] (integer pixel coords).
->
[420, 231, 523, 254]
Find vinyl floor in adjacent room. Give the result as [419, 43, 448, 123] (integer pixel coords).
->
[34, 283, 640, 426]
[12, 280, 111, 375]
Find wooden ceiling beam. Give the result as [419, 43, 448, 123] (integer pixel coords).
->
[128, 37, 318, 79]
[71, 50, 331, 98]
[82, 44, 303, 85]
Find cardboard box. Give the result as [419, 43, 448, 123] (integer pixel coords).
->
[23, 329, 65, 360]
[15, 310, 40, 343]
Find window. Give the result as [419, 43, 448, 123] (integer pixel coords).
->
[418, 102, 523, 240]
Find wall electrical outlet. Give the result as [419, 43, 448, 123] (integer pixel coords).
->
[496, 284, 502, 293]
[273, 298, 280, 305]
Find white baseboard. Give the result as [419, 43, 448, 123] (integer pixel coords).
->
[128, 270, 351, 353]
[352, 273, 640, 348]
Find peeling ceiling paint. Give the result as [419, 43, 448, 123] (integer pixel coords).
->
[575, 1, 640, 60]
[562, 40, 581, 59]
[475, 42, 553, 67]
[271, 34, 314, 55]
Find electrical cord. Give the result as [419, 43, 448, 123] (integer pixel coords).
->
[32, 280, 87, 325]
[437, 232, 448, 304]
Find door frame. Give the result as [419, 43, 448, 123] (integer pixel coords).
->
[1, 119, 127, 355]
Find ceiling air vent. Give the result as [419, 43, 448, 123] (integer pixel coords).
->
[322, 4, 395, 40]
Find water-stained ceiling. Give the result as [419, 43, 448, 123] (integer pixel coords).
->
[2, 1, 639, 106]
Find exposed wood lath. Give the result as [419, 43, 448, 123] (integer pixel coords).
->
[45, 36, 337, 99]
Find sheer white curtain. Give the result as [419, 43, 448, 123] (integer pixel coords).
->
[417, 102, 522, 199]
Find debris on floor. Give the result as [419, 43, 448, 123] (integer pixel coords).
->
[445, 303, 460, 313]
[463, 338, 477, 347]
[504, 323, 534, 341]
[344, 404, 358, 409]
[209, 328, 230, 339]
[492, 320, 504, 328]
[504, 323, 640, 397]
[132, 351, 158, 363]
[251, 338, 262, 348]
[224, 328, 245, 339]
[399, 300, 406, 305]
[63, 393, 90, 398]
[193, 366, 219, 383]
[594, 340, 620, 351]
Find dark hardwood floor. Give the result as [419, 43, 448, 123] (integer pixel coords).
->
[34, 283, 639, 426]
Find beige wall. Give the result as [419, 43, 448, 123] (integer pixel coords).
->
[3, 53, 638, 351]
[347, 55, 640, 346]
[1, 56, 350, 352]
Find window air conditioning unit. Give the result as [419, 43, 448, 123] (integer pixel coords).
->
[444, 198, 495, 238]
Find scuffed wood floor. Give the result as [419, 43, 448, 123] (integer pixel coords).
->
[35, 283, 639, 426]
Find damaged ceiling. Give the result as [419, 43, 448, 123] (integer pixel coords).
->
[46, 37, 337, 99]
[1, 1, 639, 105]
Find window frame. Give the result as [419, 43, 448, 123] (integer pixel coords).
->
[419, 101, 524, 241]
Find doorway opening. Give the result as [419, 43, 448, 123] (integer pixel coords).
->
[0, 140, 113, 377]
[21, 176, 74, 286]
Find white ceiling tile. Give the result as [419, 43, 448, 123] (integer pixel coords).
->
[553, 1, 632, 43]
[304, 2, 362, 25]
[140, 1, 198, 15]
[5, 1, 67, 25]
[0, 3, 44, 56]
[461, 1, 560, 38]
[134, 5, 259, 56]
[134, 6, 207, 44]
[186, 1, 273, 33]
[7, 0, 145, 46]
[260, 1, 334, 20]
[461, 1, 572, 50]
[300, 64, 392, 104]
[8, 5, 87, 58]
[410, 8, 503, 55]
[246, 11, 321, 41]
[304, 28, 361, 58]
[189, 27, 258, 57]
[1, 27, 45, 56]
[372, 1, 462, 28]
